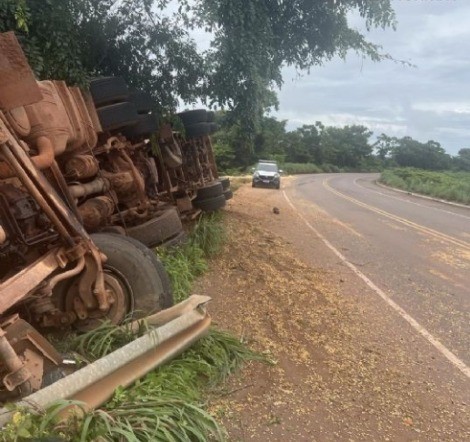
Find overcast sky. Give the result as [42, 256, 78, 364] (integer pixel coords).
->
[274, 1, 470, 155]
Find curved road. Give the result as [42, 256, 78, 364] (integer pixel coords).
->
[286, 173, 469, 371]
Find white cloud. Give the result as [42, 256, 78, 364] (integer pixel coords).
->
[274, 0, 470, 154]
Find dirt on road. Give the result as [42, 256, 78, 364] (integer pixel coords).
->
[194, 179, 469, 441]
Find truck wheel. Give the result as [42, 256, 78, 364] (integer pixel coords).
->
[97, 102, 139, 132]
[193, 194, 226, 212]
[159, 231, 188, 249]
[223, 189, 233, 200]
[185, 122, 210, 139]
[219, 177, 230, 190]
[128, 89, 154, 114]
[123, 113, 158, 138]
[206, 111, 215, 122]
[126, 208, 183, 248]
[208, 122, 219, 134]
[195, 181, 223, 199]
[177, 109, 207, 126]
[90, 77, 129, 107]
[64, 233, 173, 331]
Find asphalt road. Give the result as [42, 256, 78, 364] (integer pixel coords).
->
[286, 173, 470, 374]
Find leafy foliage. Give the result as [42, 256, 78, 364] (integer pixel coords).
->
[184, 0, 396, 132]
[0, 0, 205, 111]
[1, 1, 397, 125]
[158, 212, 225, 302]
[454, 148, 470, 171]
[2, 329, 265, 441]
[380, 168, 470, 204]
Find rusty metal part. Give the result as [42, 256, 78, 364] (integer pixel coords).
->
[81, 90, 103, 133]
[0, 224, 5, 244]
[203, 135, 219, 179]
[4, 107, 31, 138]
[48, 160, 81, 220]
[0, 182, 56, 246]
[0, 118, 107, 318]
[64, 155, 99, 180]
[68, 177, 110, 199]
[24, 82, 71, 157]
[0, 135, 55, 178]
[0, 249, 63, 314]
[69, 86, 99, 149]
[77, 252, 109, 313]
[0, 295, 211, 423]
[0, 119, 74, 244]
[39, 255, 85, 296]
[0, 317, 63, 396]
[102, 170, 135, 197]
[64, 271, 128, 331]
[0, 32, 43, 111]
[0, 326, 30, 391]
[78, 196, 114, 231]
[52, 81, 98, 151]
[3, 316, 62, 365]
[176, 195, 194, 213]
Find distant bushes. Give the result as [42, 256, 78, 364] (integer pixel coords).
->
[380, 168, 470, 205]
[281, 163, 341, 174]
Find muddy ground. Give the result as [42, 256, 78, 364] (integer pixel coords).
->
[194, 179, 469, 441]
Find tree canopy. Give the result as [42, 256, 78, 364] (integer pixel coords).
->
[1, 0, 396, 122]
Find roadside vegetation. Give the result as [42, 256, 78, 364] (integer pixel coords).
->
[158, 212, 226, 302]
[2, 213, 264, 441]
[380, 168, 470, 205]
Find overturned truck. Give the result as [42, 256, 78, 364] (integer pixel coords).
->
[0, 32, 212, 418]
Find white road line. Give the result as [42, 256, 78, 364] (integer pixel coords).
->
[283, 190, 470, 379]
[353, 178, 470, 221]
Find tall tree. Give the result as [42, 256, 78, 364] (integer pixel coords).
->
[390, 137, 451, 170]
[455, 148, 470, 171]
[185, 0, 396, 131]
[320, 125, 373, 168]
[0, 0, 205, 111]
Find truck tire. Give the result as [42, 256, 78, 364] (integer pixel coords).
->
[219, 177, 230, 190]
[63, 233, 173, 331]
[162, 143, 183, 168]
[90, 77, 129, 107]
[126, 208, 183, 248]
[193, 194, 226, 212]
[177, 109, 207, 126]
[160, 231, 188, 249]
[128, 90, 154, 114]
[123, 113, 158, 138]
[185, 122, 210, 139]
[97, 102, 139, 132]
[223, 189, 233, 201]
[206, 111, 215, 122]
[195, 181, 223, 200]
[208, 122, 219, 134]
[91, 233, 173, 313]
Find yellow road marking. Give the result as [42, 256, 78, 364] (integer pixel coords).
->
[323, 178, 470, 251]
[283, 190, 470, 379]
[294, 192, 363, 238]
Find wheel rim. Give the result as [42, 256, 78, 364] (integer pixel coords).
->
[64, 266, 134, 332]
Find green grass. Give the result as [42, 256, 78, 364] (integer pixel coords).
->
[380, 168, 470, 205]
[2, 330, 265, 441]
[279, 163, 343, 174]
[2, 211, 264, 441]
[281, 162, 322, 174]
[158, 212, 226, 303]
